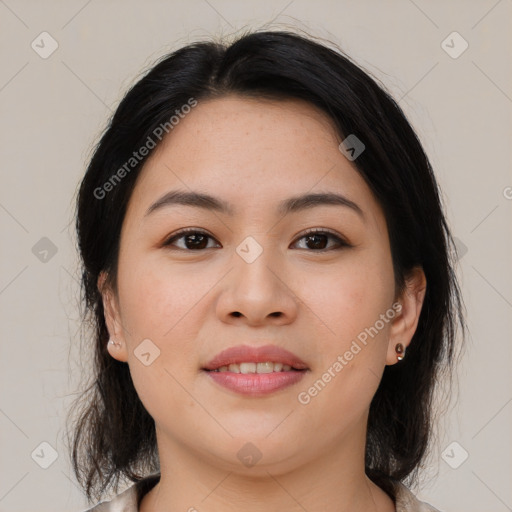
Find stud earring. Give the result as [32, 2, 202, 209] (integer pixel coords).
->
[108, 339, 117, 347]
[395, 343, 405, 361]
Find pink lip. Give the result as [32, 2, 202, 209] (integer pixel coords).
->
[202, 344, 309, 396]
[206, 371, 306, 396]
[203, 344, 308, 371]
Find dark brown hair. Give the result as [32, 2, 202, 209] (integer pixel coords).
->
[68, 29, 465, 503]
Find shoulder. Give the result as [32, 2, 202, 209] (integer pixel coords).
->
[394, 482, 441, 512]
[80, 474, 160, 512]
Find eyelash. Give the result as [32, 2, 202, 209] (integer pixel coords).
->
[162, 227, 351, 252]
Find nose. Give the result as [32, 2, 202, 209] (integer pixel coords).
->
[215, 242, 299, 327]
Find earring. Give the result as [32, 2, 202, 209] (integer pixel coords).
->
[395, 343, 405, 361]
[108, 339, 117, 347]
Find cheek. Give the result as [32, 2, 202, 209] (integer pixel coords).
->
[115, 261, 206, 422]
[301, 253, 395, 348]
[293, 251, 395, 425]
[117, 251, 214, 341]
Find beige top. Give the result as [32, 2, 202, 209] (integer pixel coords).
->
[82, 474, 440, 512]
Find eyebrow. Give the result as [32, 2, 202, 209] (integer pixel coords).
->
[144, 190, 364, 219]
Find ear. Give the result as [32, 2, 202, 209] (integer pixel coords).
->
[98, 271, 129, 363]
[386, 266, 427, 365]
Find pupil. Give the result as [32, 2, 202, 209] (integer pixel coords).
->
[186, 234, 207, 249]
[307, 234, 327, 249]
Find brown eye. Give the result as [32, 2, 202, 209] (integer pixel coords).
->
[304, 233, 329, 250]
[163, 228, 349, 252]
[292, 229, 349, 251]
[163, 229, 220, 250]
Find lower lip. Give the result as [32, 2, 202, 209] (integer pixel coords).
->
[205, 370, 307, 396]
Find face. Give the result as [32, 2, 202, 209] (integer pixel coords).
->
[102, 95, 425, 476]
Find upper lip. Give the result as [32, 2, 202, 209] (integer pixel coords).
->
[203, 344, 309, 371]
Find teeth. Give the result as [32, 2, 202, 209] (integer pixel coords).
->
[256, 362, 274, 374]
[240, 362, 256, 374]
[214, 362, 297, 373]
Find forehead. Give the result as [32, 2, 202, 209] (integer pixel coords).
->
[125, 95, 382, 223]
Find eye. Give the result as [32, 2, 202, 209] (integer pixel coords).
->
[163, 229, 221, 250]
[162, 228, 350, 252]
[291, 228, 350, 251]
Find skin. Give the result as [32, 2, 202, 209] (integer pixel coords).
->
[100, 96, 426, 512]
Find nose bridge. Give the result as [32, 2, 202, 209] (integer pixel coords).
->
[233, 234, 282, 296]
[217, 234, 298, 324]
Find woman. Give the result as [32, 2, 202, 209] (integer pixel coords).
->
[69, 30, 465, 511]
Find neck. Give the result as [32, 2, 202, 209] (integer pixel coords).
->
[140, 429, 395, 512]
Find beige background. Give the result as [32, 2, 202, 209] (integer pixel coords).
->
[1, 1, 511, 511]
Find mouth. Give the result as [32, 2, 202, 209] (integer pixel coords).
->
[202, 344, 309, 396]
[206, 361, 305, 373]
